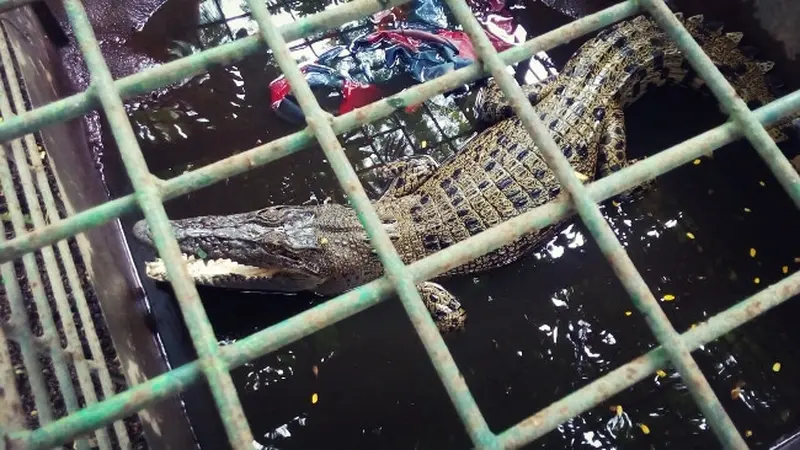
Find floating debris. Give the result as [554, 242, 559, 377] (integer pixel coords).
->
[662, 294, 675, 302]
[759, 180, 766, 187]
[773, 362, 782, 373]
[312, 365, 319, 377]
[312, 393, 319, 404]
[693, 159, 701, 165]
[783, 266, 789, 274]
[421, 140, 427, 149]
[612, 200, 620, 207]
[749, 248, 757, 258]
[731, 386, 742, 400]
[686, 232, 696, 240]
[745, 430, 753, 438]
[743, 207, 751, 213]
[624, 311, 632, 316]
[656, 369, 667, 378]
[638, 423, 650, 435]
[754, 277, 760, 284]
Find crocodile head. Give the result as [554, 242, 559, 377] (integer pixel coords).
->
[132, 204, 385, 294]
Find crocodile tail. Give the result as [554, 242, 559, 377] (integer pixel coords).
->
[675, 13, 798, 143]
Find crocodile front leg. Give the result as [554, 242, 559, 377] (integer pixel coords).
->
[475, 75, 556, 125]
[417, 281, 467, 333]
[375, 154, 440, 200]
[596, 110, 654, 201]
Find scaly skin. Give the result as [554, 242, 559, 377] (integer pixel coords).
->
[134, 13, 799, 333]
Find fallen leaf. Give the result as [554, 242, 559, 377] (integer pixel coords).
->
[693, 159, 701, 165]
[421, 140, 427, 149]
[638, 423, 650, 435]
[754, 277, 760, 284]
[773, 362, 781, 372]
[662, 294, 675, 301]
[743, 207, 751, 213]
[750, 248, 757, 258]
[783, 266, 789, 274]
[731, 386, 742, 400]
[745, 430, 753, 437]
[656, 369, 667, 378]
[759, 180, 766, 187]
[312, 393, 319, 404]
[686, 232, 696, 240]
[624, 311, 632, 316]
[612, 200, 620, 207]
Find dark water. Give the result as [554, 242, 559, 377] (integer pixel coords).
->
[85, 0, 800, 448]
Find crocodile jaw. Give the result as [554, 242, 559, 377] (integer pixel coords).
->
[144, 253, 281, 286]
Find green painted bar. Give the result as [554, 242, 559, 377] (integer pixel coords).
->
[642, 0, 800, 210]
[0, 105, 87, 450]
[0, 0, 413, 146]
[62, 0, 254, 447]
[245, 0, 497, 444]
[13, 258, 799, 448]
[0, 1, 647, 263]
[443, 0, 745, 447]
[495, 270, 800, 448]
[0, 220, 55, 427]
[2, 0, 799, 447]
[0, 50, 111, 449]
[0, 27, 130, 441]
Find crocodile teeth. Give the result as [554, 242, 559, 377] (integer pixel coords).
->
[725, 32, 743, 44]
[144, 254, 280, 283]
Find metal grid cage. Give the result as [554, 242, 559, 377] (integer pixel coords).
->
[1, 0, 799, 448]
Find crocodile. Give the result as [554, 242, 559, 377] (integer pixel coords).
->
[134, 13, 799, 332]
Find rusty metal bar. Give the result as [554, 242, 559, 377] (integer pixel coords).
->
[61, 0, 253, 447]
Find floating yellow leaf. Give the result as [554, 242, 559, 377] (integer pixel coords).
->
[638, 423, 650, 435]
[693, 159, 701, 165]
[750, 248, 757, 258]
[421, 140, 427, 149]
[615, 405, 623, 416]
[743, 207, 751, 213]
[745, 430, 753, 438]
[773, 362, 782, 372]
[690, 323, 698, 329]
[30, 410, 37, 417]
[686, 232, 695, 240]
[754, 277, 760, 284]
[612, 200, 620, 207]
[783, 266, 789, 274]
[759, 180, 766, 187]
[731, 386, 742, 400]
[656, 369, 667, 378]
[624, 311, 632, 316]
[311, 393, 319, 404]
[662, 294, 675, 301]
[319, 237, 329, 245]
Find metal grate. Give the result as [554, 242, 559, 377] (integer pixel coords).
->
[1, 0, 799, 448]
